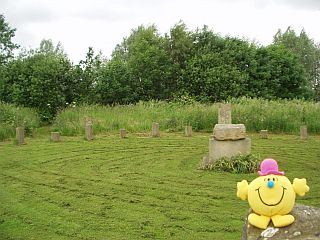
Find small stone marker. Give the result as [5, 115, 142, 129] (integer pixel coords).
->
[31, 128, 37, 138]
[84, 116, 92, 126]
[51, 132, 60, 142]
[152, 122, 160, 137]
[218, 103, 232, 124]
[120, 129, 126, 138]
[300, 125, 307, 140]
[15, 127, 25, 145]
[260, 130, 268, 139]
[185, 126, 192, 137]
[85, 123, 94, 140]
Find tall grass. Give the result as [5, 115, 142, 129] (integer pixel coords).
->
[0, 102, 41, 141]
[53, 98, 320, 136]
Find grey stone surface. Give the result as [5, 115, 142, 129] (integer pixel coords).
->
[85, 123, 94, 140]
[120, 129, 126, 138]
[208, 137, 251, 162]
[213, 124, 246, 140]
[51, 132, 60, 142]
[300, 125, 308, 140]
[185, 126, 192, 137]
[218, 103, 232, 124]
[260, 130, 268, 139]
[243, 204, 320, 240]
[152, 122, 160, 137]
[16, 127, 25, 145]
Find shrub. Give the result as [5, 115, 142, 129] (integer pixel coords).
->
[202, 154, 260, 174]
[0, 102, 40, 141]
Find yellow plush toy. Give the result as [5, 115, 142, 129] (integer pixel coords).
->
[237, 158, 309, 229]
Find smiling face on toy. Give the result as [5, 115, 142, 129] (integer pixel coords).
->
[248, 174, 295, 217]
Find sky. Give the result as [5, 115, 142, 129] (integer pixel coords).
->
[2, 0, 320, 62]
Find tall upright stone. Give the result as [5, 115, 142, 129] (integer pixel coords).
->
[120, 129, 126, 138]
[85, 123, 94, 140]
[203, 104, 251, 167]
[15, 127, 25, 145]
[300, 125, 307, 140]
[51, 132, 60, 142]
[152, 122, 160, 137]
[218, 103, 232, 124]
[185, 126, 192, 137]
[84, 116, 92, 127]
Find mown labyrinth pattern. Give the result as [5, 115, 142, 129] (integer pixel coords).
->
[1, 133, 320, 240]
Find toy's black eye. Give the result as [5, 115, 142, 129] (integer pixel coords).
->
[268, 178, 270, 181]
[273, 178, 275, 181]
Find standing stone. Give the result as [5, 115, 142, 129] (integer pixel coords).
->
[51, 132, 60, 142]
[31, 128, 37, 138]
[15, 127, 25, 145]
[218, 103, 232, 124]
[300, 126, 307, 140]
[152, 122, 160, 137]
[120, 129, 126, 138]
[84, 116, 92, 127]
[260, 130, 268, 139]
[185, 126, 192, 137]
[85, 123, 94, 140]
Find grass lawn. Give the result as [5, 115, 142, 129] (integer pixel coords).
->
[0, 132, 319, 239]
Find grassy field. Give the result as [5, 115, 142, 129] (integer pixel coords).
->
[52, 98, 320, 137]
[0, 132, 319, 239]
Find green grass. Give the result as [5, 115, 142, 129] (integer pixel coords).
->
[0, 102, 41, 141]
[52, 98, 320, 137]
[0, 133, 319, 239]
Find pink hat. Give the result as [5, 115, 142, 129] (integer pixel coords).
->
[258, 159, 284, 176]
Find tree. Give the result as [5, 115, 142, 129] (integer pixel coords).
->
[103, 25, 172, 102]
[73, 47, 103, 103]
[164, 21, 194, 96]
[182, 26, 256, 101]
[253, 45, 308, 99]
[1, 39, 73, 121]
[0, 14, 19, 65]
[273, 27, 320, 99]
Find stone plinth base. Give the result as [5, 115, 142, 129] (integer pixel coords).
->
[208, 137, 251, 163]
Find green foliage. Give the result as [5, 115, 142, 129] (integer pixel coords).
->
[1, 133, 320, 239]
[0, 102, 40, 141]
[52, 98, 320, 136]
[1, 39, 74, 121]
[202, 154, 260, 174]
[73, 47, 103, 104]
[0, 14, 19, 65]
[1, 18, 319, 120]
[273, 27, 320, 99]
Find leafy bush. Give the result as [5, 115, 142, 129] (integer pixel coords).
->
[202, 154, 260, 174]
[0, 102, 40, 141]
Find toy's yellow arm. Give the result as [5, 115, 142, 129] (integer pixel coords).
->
[293, 178, 310, 197]
[237, 180, 248, 200]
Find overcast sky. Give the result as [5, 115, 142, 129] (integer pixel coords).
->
[2, 0, 320, 62]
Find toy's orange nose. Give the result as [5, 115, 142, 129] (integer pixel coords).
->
[268, 180, 275, 188]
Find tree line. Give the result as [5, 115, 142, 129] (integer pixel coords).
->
[0, 15, 319, 121]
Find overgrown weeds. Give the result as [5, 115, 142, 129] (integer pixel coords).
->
[202, 154, 260, 174]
